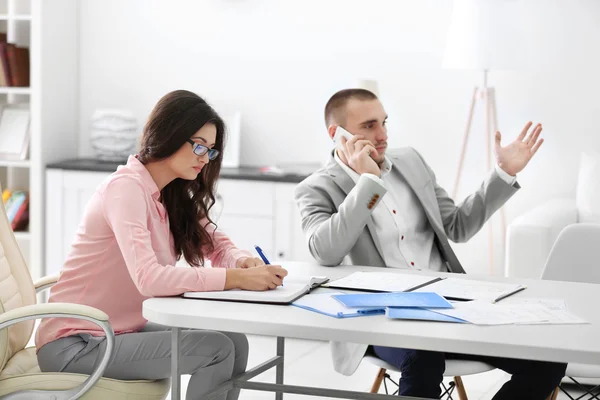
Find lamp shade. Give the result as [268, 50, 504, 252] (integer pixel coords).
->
[443, 0, 532, 71]
[355, 79, 380, 96]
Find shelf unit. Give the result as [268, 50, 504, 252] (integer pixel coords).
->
[0, 87, 30, 94]
[0, 0, 33, 260]
[0, 159, 30, 168]
[13, 230, 30, 240]
[0, 15, 32, 21]
[0, 0, 79, 280]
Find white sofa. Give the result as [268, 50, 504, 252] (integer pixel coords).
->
[505, 151, 600, 279]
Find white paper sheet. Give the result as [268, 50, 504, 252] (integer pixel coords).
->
[497, 297, 568, 311]
[430, 300, 588, 325]
[430, 300, 546, 325]
[495, 298, 587, 325]
[324, 271, 438, 293]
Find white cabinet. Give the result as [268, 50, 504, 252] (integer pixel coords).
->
[212, 179, 313, 263]
[45, 170, 314, 276]
[274, 184, 313, 262]
[45, 169, 111, 276]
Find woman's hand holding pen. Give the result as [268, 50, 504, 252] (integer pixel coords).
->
[225, 265, 288, 291]
[236, 257, 265, 269]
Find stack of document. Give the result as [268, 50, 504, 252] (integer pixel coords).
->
[292, 290, 588, 325]
[291, 272, 587, 325]
[292, 291, 457, 320]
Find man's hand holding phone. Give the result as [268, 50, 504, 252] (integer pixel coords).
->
[334, 126, 381, 177]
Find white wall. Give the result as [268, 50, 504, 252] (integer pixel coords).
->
[78, 0, 600, 275]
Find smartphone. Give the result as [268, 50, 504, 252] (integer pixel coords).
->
[333, 126, 353, 146]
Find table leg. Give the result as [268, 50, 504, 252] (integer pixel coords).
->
[276, 336, 285, 400]
[172, 327, 181, 400]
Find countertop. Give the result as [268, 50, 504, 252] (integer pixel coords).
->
[46, 158, 319, 184]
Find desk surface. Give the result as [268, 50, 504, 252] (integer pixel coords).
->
[143, 262, 600, 365]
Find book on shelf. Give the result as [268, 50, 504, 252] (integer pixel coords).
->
[2, 189, 29, 231]
[0, 33, 30, 87]
[0, 104, 30, 160]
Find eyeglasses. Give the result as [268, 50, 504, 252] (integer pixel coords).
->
[187, 139, 220, 160]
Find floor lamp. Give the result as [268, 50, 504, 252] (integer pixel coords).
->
[355, 79, 380, 96]
[451, 70, 505, 275]
[443, 0, 527, 275]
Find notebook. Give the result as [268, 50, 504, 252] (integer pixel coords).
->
[323, 271, 441, 293]
[324, 271, 528, 303]
[332, 292, 454, 309]
[292, 292, 385, 318]
[183, 275, 329, 304]
[413, 278, 527, 302]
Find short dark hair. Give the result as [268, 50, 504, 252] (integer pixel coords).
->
[324, 88, 378, 126]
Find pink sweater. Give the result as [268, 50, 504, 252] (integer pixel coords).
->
[36, 155, 251, 350]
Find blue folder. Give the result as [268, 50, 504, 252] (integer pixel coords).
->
[386, 307, 466, 323]
[332, 292, 453, 309]
[291, 292, 385, 318]
[292, 303, 385, 318]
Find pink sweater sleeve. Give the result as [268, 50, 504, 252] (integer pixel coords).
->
[101, 177, 226, 296]
[202, 218, 253, 268]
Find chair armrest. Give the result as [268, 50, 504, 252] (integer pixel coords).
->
[0, 303, 113, 400]
[0, 303, 108, 326]
[33, 274, 60, 293]
[505, 198, 578, 279]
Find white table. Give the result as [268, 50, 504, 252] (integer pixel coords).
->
[142, 262, 600, 400]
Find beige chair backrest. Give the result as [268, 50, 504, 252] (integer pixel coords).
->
[0, 184, 36, 371]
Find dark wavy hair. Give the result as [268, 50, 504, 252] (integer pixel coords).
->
[138, 90, 225, 267]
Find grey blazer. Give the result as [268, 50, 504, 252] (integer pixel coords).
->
[293, 147, 519, 375]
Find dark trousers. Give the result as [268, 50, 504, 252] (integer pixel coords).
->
[372, 346, 566, 399]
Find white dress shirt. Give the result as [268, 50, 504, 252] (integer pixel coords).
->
[334, 150, 517, 271]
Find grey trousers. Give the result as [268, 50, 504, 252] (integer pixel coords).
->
[37, 322, 249, 400]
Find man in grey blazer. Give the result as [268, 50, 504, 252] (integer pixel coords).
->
[294, 88, 566, 399]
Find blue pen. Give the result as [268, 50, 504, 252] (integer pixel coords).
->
[254, 245, 283, 286]
[254, 245, 271, 265]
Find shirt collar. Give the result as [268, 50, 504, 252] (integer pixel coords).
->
[124, 154, 161, 199]
[380, 156, 393, 177]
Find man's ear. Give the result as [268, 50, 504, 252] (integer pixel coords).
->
[327, 124, 338, 140]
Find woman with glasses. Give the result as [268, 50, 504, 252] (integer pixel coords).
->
[35, 90, 288, 400]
